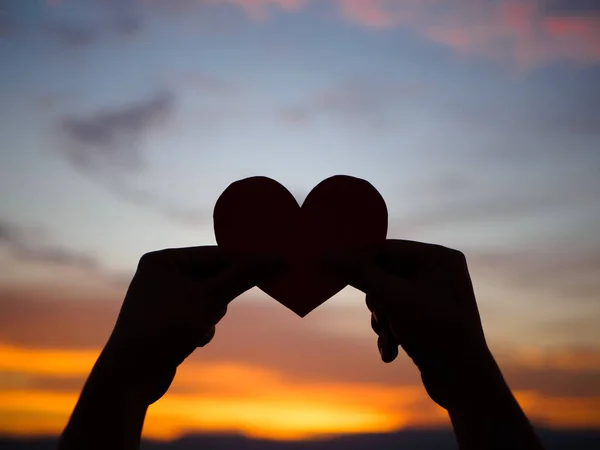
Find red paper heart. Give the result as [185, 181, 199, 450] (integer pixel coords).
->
[213, 175, 388, 317]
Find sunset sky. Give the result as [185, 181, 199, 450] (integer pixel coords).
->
[1, 0, 600, 441]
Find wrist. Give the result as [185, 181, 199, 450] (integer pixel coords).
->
[98, 336, 178, 405]
[443, 348, 512, 415]
[420, 344, 504, 410]
[443, 349, 544, 450]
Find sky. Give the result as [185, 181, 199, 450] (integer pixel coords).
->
[0, 0, 600, 442]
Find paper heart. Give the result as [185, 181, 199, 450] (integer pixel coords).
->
[213, 175, 388, 317]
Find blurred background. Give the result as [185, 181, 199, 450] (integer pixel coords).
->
[0, 0, 599, 449]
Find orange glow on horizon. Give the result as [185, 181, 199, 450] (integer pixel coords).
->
[1, 344, 599, 440]
[0, 344, 100, 377]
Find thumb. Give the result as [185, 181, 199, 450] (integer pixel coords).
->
[322, 250, 413, 309]
[203, 253, 284, 303]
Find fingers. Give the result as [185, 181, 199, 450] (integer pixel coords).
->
[326, 239, 466, 280]
[374, 316, 399, 363]
[158, 247, 284, 306]
[201, 253, 284, 305]
[379, 239, 446, 266]
[367, 294, 400, 363]
[197, 326, 216, 347]
[196, 305, 227, 347]
[377, 333, 399, 363]
[214, 305, 228, 323]
[370, 313, 381, 334]
[324, 240, 470, 311]
[366, 293, 386, 333]
[382, 240, 476, 312]
[173, 246, 233, 279]
[379, 240, 470, 278]
[323, 249, 414, 308]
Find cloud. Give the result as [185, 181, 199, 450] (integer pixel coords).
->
[44, 20, 98, 47]
[57, 90, 217, 224]
[144, 0, 306, 18]
[0, 221, 15, 241]
[60, 90, 173, 171]
[0, 16, 16, 38]
[170, 71, 238, 95]
[106, 12, 142, 36]
[281, 71, 597, 137]
[43, 0, 142, 48]
[105, 179, 214, 225]
[221, 0, 306, 19]
[467, 248, 600, 292]
[391, 178, 597, 233]
[542, 0, 600, 15]
[0, 220, 95, 269]
[32, 0, 600, 67]
[95, 0, 143, 33]
[0, 285, 121, 350]
[534, 316, 600, 347]
[280, 78, 426, 128]
[336, 0, 407, 28]
[0, 1, 27, 39]
[152, 0, 600, 68]
[0, 219, 127, 286]
[502, 348, 600, 397]
[333, 0, 600, 68]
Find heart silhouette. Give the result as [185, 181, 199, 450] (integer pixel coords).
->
[213, 175, 388, 317]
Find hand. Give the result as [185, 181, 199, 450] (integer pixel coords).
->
[324, 239, 493, 409]
[105, 246, 281, 404]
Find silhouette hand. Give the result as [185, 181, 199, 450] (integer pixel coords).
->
[105, 246, 281, 404]
[325, 240, 492, 409]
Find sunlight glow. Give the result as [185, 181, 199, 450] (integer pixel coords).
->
[1, 345, 599, 440]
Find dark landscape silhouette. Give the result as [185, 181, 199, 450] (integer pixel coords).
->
[3, 429, 600, 450]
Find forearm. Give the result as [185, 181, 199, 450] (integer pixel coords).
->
[58, 341, 152, 450]
[445, 351, 544, 450]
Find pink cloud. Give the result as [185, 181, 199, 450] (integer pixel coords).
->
[221, 0, 306, 19]
[51, 0, 600, 67]
[215, 0, 600, 67]
[424, 27, 473, 53]
[334, 0, 600, 68]
[336, 0, 401, 28]
[545, 17, 591, 36]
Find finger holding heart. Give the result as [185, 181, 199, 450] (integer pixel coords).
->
[213, 175, 388, 317]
